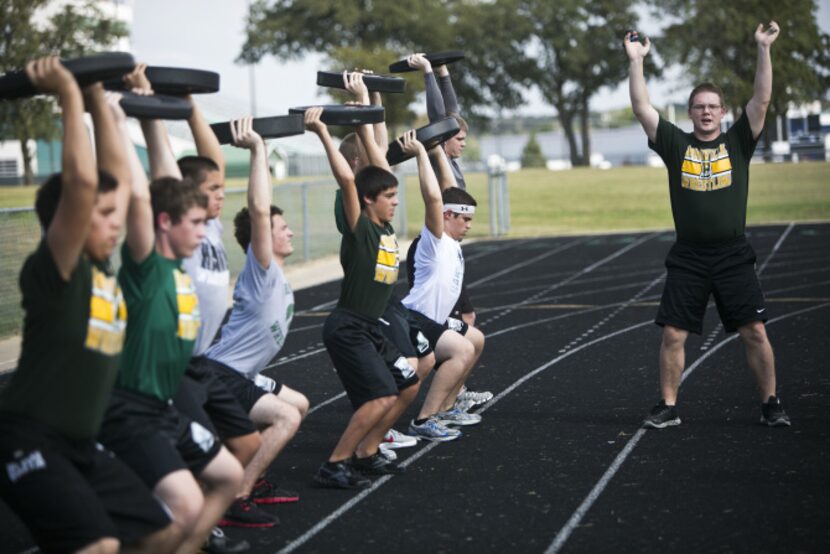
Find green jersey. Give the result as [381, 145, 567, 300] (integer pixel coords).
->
[649, 112, 758, 244]
[0, 241, 126, 439]
[335, 191, 399, 319]
[116, 244, 200, 401]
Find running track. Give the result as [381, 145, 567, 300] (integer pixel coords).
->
[2, 223, 828, 553]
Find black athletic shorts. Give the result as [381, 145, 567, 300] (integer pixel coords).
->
[194, 357, 273, 414]
[656, 236, 768, 334]
[174, 359, 257, 440]
[407, 309, 469, 350]
[0, 413, 169, 553]
[323, 307, 419, 410]
[98, 388, 222, 488]
[380, 296, 433, 359]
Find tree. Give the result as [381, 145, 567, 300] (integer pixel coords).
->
[652, 0, 830, 150]
[521, 132, 546, 168]
[0, 0, 127, 184]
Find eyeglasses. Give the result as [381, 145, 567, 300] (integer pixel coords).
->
[691, 104, 722, 112]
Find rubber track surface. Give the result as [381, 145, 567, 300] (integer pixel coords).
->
[1, 223, 828, 554]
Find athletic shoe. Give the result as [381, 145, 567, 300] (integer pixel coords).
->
[313, 461, 372, 490]
[760, 395, 792, 427]
[351, 452, 406, 476]
[203, 527, 250, 553]
[408, 417, 462, 442]
[642, 400, 681, 429]
[378, 444, 398, 461]
[435, 407, 482, 426]
[251, 478, 299, 504]
[219, 497, 278, 528]
[454, 396, 477, 413]
[381, 428, 419, 449]
[458, 386, 493, 406]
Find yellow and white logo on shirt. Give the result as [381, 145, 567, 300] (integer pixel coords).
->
[374, 234, 399, 285]
[85, 266, 127, 356]
[680, 144, 733, 191]
[173, 269, 200, 340]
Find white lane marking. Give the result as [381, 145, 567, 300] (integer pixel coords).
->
[468, 237, 586, 288]
[545, 300, 830, 554]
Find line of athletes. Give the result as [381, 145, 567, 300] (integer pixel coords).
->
[0, 53, 488, 554]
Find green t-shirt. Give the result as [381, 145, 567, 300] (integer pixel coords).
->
[0, 241, 126, 439]
[649, 112, 758, 244]
[116, 244, 200, 401]
[335, 191, 399, 319]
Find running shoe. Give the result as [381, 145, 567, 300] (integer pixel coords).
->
[381, 428, 419, 449]
[453, 397, 477, 413]
[219, 497, 278, 528]
[378, 444, 398, 461]
[435, 407, 482, 426]
[458, 386, 493, 406]
[313, 460, 372, 490]
[351, 452, 406, 476]
[204, 527, 250, 553]
[760, 395, 791, 427]
[408, 417, 462, 442]
[642, 400, 681, 429]
[251, 478, 299, 504]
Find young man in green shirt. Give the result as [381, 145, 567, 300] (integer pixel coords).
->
[626, 21, 791, 428]
[0, 57, 176, 553]
[97, 84, 244, 552]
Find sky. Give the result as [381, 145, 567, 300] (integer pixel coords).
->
[130, 0, 830, 121]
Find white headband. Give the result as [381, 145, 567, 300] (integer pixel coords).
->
[443, 203, 476, 215]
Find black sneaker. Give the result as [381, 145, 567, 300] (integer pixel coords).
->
[351, 452, 406, 476]
[313, 460, 372, 489]
[251, 478, 299, 504]
[203, 526, 250, 553]
[218, 497, 279, 528]
[760, 395, 791, 427]
[642, 400, 681, 429]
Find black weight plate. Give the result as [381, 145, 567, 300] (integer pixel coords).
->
[288, 104, 385, 126]
[316, 71, 405, 94]
[120, 92, 193, 120]
[210, 115, 305, 144]
[0, 52, 135, 100]
[104, 66, 220, 95]
[386, 117, 460, 166]
[388, 51, 465, 73]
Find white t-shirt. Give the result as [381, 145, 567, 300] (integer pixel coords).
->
[205, 246, 294, 380]
[402, 225, 464, 323]
[183, 218, 230, 356]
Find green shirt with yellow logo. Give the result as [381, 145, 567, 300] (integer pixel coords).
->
[116, 244, 200, 401]
[0, 241, 126, 439]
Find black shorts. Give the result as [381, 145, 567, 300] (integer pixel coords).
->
[98, 389, 222, 489]
[0, 413, 169, 553]
[656, 237, 768, 334]
[174, 359, 257, 440]
[450, 280, 474, 318]
[380, 296, 433, 359]
[323, 308, 419, 410]
[195, 357, 274, 414]
[407, 309, 469, 351]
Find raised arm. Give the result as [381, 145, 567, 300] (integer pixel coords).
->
[408, 53, 445, 123]
[86, 84, 130, 213]
[345, 72, 390, 171]
[369, 90, 389, 153]
[435, 64, 459, 115]
[188, 95, 226, 181]
[28, 57, 97, 280]
[429, 144, 457, 191]
[398, 130, 443, 238]
[305, 107, 360, 231]
[745, 21, 779, 139]
[625, 31, 659, 143]
[231, 117, 271, 269]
